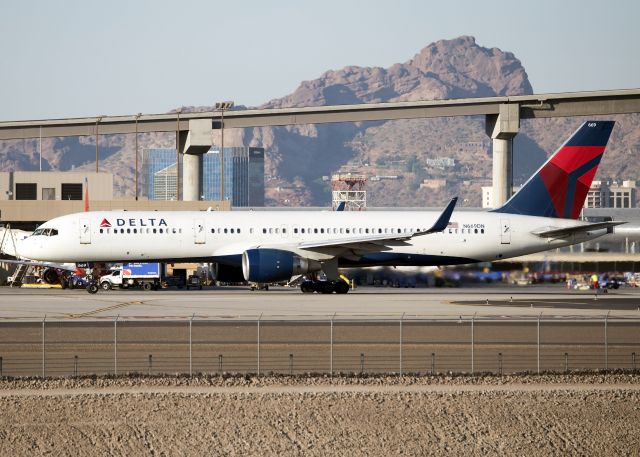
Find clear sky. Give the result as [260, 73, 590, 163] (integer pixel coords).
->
[0, 0, 638, 121]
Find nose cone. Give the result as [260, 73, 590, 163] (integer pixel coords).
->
[15, 237, 38, 260]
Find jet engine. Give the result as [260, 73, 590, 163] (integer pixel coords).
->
[242, 249, 320, 283]
[42, 268, 59, 285]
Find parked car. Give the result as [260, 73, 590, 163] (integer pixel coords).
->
[162, 275, 185, 289]
[186, 275, 202, 290]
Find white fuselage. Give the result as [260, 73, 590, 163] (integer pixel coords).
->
[15, 210, 607, 268]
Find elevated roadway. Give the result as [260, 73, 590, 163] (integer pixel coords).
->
[1, 89, 640, 207]
[1, 89, 639, 138]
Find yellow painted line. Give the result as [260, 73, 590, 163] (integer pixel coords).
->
[66, 300, 144, 319]
[21, 284, 62, 289]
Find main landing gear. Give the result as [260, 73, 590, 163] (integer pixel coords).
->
[300, 280, 350, 294]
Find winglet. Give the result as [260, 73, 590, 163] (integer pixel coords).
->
[335, 201, 346, 211]
[420, 197, 458, 235]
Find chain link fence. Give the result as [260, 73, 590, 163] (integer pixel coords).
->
[0, 315, 638, 378]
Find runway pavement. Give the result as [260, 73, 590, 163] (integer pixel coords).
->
[1, 284, 640, 320]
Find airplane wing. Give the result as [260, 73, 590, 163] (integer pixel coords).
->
[533, 221, 625, 239]
[297, 197, 458, 255]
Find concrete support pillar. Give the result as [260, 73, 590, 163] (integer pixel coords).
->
[491, 137, 513, 208]
[181, 119, 213, 201]
[182, 154, 201, 201]
[486, 104, 520, 208]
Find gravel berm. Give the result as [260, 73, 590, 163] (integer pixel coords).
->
[1, 374, 639, 456]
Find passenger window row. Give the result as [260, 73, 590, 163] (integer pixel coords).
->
[262, 227, 286, 234]
[447, 228, 485, 234]
[293, 227, 423, 235]
[211, 228, 242, 234]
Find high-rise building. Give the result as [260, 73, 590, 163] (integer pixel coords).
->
[144, 147, 264, 206]
[153, 163, 178, 201]
[144, 148, 179, 201]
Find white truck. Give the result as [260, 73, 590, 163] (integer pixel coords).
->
[99, 262, 161, 291]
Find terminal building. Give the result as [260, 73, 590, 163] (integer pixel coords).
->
[0, 170, 230, 229]
[1, 171, 113, 202]
[144, 147, 265, 206]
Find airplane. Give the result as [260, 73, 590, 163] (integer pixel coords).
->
[12, 120, 622, 294]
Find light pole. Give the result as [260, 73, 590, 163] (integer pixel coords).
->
[215, 101, 234, 201]
[95, 116, 102, 173]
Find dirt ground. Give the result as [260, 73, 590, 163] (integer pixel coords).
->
[0, 374, 639, 456]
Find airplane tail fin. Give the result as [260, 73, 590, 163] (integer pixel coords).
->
[494, 121, 615, 219]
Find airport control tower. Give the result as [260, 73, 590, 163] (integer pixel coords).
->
[331, 173, 367, 211]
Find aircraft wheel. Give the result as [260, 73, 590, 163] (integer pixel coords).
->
[300, 281, 315, 294]
[334, 281, 350, 294]
[87, 283, 99, 294]
[320, 281, 334, 294]
[100, 281, 112, 291]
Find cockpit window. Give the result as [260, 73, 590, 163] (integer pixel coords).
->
[32, 228, 59, 237]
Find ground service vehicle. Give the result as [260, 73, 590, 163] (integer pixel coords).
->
[186, 275, 202, 290]
[99, 262, 161, 291]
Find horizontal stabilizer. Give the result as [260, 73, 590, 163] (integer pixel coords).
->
[533, 221, 625, 238]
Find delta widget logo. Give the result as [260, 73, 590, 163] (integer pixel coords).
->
[99, 218, 112, 228]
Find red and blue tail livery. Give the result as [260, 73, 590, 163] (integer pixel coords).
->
[495, 121, 615, 219]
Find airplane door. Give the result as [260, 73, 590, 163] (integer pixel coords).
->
[500, 219, 511, 244]
[194, 219, 206, 244]
[79, 219, 91, 244]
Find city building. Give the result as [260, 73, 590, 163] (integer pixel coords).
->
[425, 157, 455, 170]
[153, 163, 178, 201]
[482, 180, 638, 210]
[585, 180, 637, 209]
[143, 148, 179, 201]
[144, 147, 265, 206]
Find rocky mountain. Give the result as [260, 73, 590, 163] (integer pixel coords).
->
[1, 36, 638, 207]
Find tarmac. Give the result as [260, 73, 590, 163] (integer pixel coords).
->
[0, 284, 639, 320]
